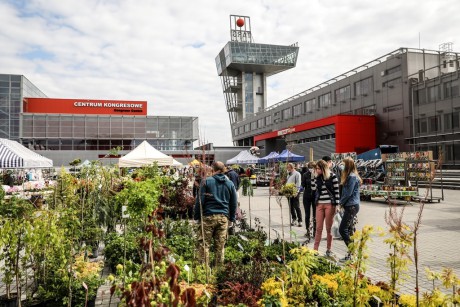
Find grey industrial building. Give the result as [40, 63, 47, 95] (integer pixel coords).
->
[216, 18, 460, 166]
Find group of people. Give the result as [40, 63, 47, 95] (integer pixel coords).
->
[286, 155, 362, 261]
[191, 155, 362, 268]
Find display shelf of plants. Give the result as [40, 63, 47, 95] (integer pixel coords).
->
[360, 152, 435, 203]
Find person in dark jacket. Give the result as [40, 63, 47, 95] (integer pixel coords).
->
[225, 166, 241, 191]
[301, 161, 316, 238]
[194, 161, 237, 267]
[338, 157, 362, 262]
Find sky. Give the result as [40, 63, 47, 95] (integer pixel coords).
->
[1, 0, 459, 146]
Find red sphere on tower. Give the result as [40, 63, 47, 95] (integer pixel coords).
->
[236, 18, 244, 27]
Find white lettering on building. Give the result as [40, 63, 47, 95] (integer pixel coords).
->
[73, 102, 143, 109]
[277, 127, 296, 136]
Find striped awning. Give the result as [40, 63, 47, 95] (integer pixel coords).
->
[0, 138, 53, 168]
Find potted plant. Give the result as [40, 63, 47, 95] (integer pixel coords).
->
[71, 254, 103, 307]
[0, 197, 33, 307]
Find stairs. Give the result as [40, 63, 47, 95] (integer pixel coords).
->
[417, 169, 460, 190]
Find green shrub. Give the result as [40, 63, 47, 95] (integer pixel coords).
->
[104, 232, 141, 271]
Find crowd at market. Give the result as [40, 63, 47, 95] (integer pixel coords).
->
[193, 155, 362, 267]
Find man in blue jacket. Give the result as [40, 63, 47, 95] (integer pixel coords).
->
[194, 161, 237, 267]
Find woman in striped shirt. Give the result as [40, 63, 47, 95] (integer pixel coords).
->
[313, 159, 340, 257]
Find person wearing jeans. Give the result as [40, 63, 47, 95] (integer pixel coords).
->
[338, 157, 362, 262]
[301, 162, 316, 238]
[313, 160, 340, 257]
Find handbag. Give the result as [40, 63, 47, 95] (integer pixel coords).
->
[332, 208, 343, 238]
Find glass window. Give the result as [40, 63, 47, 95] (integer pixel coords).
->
[420, 119, 427, 133]
[250, 121, 257, 130]
[427, 85, 440, 103]
[293, 103, 302, 116]
[265, 115, 272, 125]
[85, 117, 98, 138]
[444, 80, 459, 98]
[244, 73, 254, 115]
[417, 89, 426, 105]
[414, 119, 419, 134]
[383, 104, 403, 113]
[73, 116, 85, 138]
[453, 111, 460, 129]
[234, 128, 238, 135]
[282, 108, 291, 120]
[429, 115, 440, 132]
[334, 85, 350, 102]
[60, 116, 73, 138]
[386, 65, 401, 75]
[305, 98, 315, 112]
[244, 124, 249, 132]
[257, 118, 264, 128]
[383, 77, 401, 88]
[444, 113, 452, 131]
[318, 93, 331, 108]
[354, 77, 373, 96]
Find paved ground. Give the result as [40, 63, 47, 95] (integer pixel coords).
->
[238, 186, 459, 296]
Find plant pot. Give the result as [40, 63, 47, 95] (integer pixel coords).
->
[0, 294, 19, 307]
[86, 298, 96, 307]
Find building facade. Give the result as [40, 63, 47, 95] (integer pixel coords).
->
[0, 74, 199, 166]
[217, 33, 460, 165]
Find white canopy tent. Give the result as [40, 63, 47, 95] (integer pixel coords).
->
[170, 157, 183, 167]
[0, 138, 53, 168]
[226, 150, 260, 165]
[118, 141, 174, 167]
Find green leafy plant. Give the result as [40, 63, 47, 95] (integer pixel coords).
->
[279, 183, 297, 198]
[104, 232, 141, 272]
[241, 177, 253, 196]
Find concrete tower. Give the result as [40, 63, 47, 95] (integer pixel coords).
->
[215, 15, 299, 144]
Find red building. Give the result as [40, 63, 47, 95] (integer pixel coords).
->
[254, 115, 376, 156]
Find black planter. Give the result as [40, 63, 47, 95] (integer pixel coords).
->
[0, 294, 18, 307]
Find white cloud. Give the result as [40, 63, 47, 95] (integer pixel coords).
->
[0, 0, 459, 145]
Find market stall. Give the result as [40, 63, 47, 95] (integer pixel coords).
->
[118, 141, 174, 167]
[360, 151, 443, 204]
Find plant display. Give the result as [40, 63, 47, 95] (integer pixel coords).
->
[241, 177, 253, 196]
[279, 183, 297, 198]
[1, 157, 457, 307]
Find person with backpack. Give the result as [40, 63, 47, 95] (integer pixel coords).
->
[313, 159, 340, 258]
[301, 161, 317, 238]
[338, 157, 362, 262]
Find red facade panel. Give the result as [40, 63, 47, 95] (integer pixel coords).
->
[253, 115, 376, 154]
[23, 98, 147, 116]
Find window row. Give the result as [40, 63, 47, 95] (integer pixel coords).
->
[21, 139, 190, 151]
[297, 133, 335, 144]
[414, 111, 460, 134]
[416, 80, 459, 104]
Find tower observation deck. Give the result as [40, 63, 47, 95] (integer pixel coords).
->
[215, 15, 299, 130]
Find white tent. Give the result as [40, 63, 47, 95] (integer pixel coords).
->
[118, 141, 173, 167]
[170, 157, 183, 167]
[226, 150, 260, 165]
[0, 138, 53, 168]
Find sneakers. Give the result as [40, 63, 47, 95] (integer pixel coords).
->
[325, 250, 337, 261]
[298, 222, 303, 227]
[304, 231, 310, 237]
[290, 220, 296, 226]
[339, 253, 352, 263]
